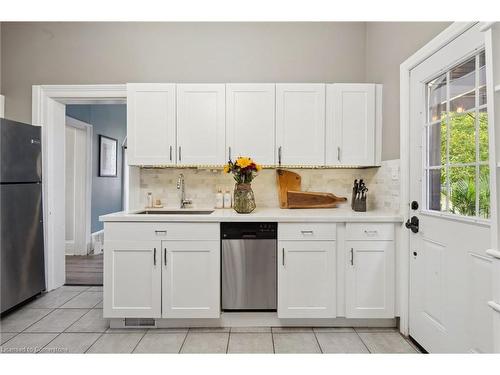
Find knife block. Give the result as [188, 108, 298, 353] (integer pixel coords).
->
[353, 196, 367, 212]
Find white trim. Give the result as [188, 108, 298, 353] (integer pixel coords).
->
[66, 116, 93, 255]
[399, 22, 479, 337]
[0, 94, 5, 117]
[32, 84, 127, 291]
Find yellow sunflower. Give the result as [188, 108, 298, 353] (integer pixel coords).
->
[235, 157, 252, 168]
[223, 164, 230, 173]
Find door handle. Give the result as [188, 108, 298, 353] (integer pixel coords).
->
[178, 146, 182, 162]
[405, 216, 419, 233]
[300, 230, 314, 235]
[155, 230, 167, 236]
[169, 146, 173, 161]
[278, 146, 282, 165]
[337, 147, 341, 161]
[350, 248, 354, 266]
[164, 248, 167, 266]
[153, 248, 157, 266]
[282, 248, 285, 266]
[228, 146, 232, 161]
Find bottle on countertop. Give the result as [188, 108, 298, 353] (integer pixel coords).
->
[146, 192, 153, 208]
[223, 188, 232, 208]
[215, 188, 224, 209]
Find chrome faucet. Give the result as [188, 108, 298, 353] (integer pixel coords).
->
[177, 174, 192, 208]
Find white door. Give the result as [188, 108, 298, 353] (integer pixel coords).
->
[409, 24, 493, 353]
[278, 240, 336, 318]
[326, 84, 379, 166]
[176, 84, 226, 165]
[104, 240, 161, 318]
[65, 118, 91, 256]
[276, 84, 325, 166]
[162, 240, 220, 318]
[345, 241, 395, 318]
[127, 83, 176, 165]
[226, 84, 275, 165]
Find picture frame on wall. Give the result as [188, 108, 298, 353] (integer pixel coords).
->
[99, 135, 118, 177]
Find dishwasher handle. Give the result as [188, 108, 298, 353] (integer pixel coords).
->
[241, 232, 257, 239]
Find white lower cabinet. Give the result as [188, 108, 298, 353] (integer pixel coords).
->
[162, 240, 220, 318]
[278, 240, 336, 318]
[104, 223, 220, 319]
[104, 240, 162, 318]
[345, 224, 395, 318]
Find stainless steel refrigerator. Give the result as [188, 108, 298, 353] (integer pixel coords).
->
[1, 118, 45, 314]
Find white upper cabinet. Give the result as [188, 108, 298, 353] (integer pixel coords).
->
[127, 83, 176, 166]
[276, 84, 326, 166]
[226, 84, 276, 165]
[326, 84, 382, 166]
[176, 84, 226, 166]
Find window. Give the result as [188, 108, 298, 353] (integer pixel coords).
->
[425, 51, 490, 219]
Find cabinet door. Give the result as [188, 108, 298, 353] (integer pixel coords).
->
[162, 240, 220, 318]
[176, 84, 226, 165]
[326, 84, 378, 166]
[127, 83, 176, 165]
[278, 240, 336, 318]
[226, 84, 276, 165]
[345, 241, 395, 318]
[104, 240, 161, 318]
[276, 84, 325, 166]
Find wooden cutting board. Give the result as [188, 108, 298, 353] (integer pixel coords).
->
[276, 169, 347, 208]
[287, 190, 347, 209]
[276, 169, 301, 208]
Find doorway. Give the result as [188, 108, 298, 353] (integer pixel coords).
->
[407, 24, 493, 352]
[64, 104, 127, 286]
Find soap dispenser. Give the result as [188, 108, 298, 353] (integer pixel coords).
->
[215, 188, 224, 209]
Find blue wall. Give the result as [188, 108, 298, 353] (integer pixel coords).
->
[66, 104, 127, 233]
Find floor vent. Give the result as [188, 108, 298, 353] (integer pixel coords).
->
[124, 318, 156, 327]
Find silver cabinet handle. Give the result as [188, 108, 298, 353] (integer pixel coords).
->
[228, 146, 232, 161]
[364, 230, 378, 236]
[282, 248, 285, 266]
[301, 230, 314, 235]
[169, 146, 173, 161]
[350, 248, 354, 266]
[178, 146, 182, 162]
[278, 146, 282, 165]
[153, 248, 157, 266]
[337, 147, 341, 161]
[155, 230, 167, 236]
[164, 248, 167, 266]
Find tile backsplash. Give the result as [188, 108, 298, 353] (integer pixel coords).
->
[139, 159, 400, 212]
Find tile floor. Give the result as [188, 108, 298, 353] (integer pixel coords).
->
[1, 286, 420, 354]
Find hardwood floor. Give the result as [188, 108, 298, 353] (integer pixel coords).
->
[65, 254, 103, 285]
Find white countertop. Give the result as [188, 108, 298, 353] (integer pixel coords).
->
[100, 207, 403, 223]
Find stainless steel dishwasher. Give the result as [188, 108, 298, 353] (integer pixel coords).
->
[221, 222, 277, 311]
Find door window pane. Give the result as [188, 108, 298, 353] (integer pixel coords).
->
[428, 74, 447, 123]
[428, 168, 446, 212]
[448, 166, 476, 216]
[449, 57, 476, 113]
[427, 121, 447, 166]
[479, 165, 490, 218]
[448, 112, 476, 164]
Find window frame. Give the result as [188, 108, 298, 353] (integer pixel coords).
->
[423, 50, 490, 222]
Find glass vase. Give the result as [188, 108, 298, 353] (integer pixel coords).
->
[233, 183, 256, 214]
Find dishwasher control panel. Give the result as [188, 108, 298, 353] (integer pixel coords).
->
[221, 222, 277, 239]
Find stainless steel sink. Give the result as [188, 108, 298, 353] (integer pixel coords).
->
[136, 210, 215, 215]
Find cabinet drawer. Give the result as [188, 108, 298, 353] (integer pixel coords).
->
[279, 223, 336, 241]
[346, 223, 394, 241]
[105, 222, 220, 241]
